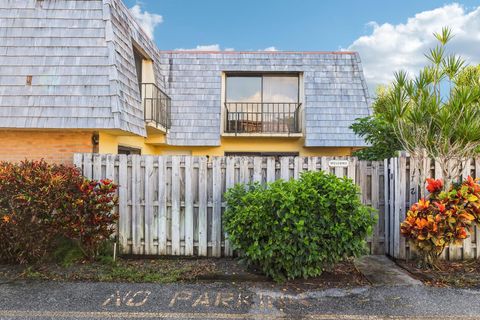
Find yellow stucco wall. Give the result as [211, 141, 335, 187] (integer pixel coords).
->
[98, 132, 159, 155]
[98, 131, 358, 156]
[156, 137, 356, 156]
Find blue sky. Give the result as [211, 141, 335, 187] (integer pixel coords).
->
[125, 1, 480, 90]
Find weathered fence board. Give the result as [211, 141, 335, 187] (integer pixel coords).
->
[84, 153, 480, 260]
[74, 154, 385, 257]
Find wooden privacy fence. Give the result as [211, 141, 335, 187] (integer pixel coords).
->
[74, 154, 385, 257]
[385, 155, 480, 260]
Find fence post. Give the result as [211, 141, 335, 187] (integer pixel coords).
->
[398, 155, 407, 260]
[118, 154, 128, 254]
[389, 158, 395, 257]
[131, 155, 142, 254]
[144, 156, 154, 255]
[371, 161, 380, 254]
[73, 153, 83, 171]
[198, 157, 208, 256]
[184, 156, 194, 256]
[157, 156, 167, 255]
[212, 157, 222, 257]
[384, 158, 390, 256]
[171, 156, 181, 255]
[224, 157, 235, 256]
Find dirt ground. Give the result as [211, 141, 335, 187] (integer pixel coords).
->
[397, 259, 480, 288]
[0, 257, 368, 290]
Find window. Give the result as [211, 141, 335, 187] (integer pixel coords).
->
[226, 74, 299, 103]
[224, 73, 301, 134]
[226, 77, 262, 102]
[133, 46, 145, 97]
[225, 152, 299, 157]
[131, 43, 170, 130]
[118, 146, 141, 155]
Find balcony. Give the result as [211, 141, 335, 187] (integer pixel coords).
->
[142, 83, 171, 132]
[224, 102, 302, 136]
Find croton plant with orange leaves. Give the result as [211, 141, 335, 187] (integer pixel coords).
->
[401, 176, 480, 266]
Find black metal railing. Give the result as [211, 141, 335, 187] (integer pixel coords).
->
[224, 102, 302, 134]
[142, 83, 171, 130]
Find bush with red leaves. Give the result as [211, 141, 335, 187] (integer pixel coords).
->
[401, 177, 480, 267]
[0, 160, 117, 264]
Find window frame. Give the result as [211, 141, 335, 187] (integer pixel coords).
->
[132, 46, 146, 98]
[225, 73, 300, 104]
[118, 145, 141, 155]
[225, 152, 299, 157]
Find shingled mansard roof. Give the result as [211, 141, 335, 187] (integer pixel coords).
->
[0, 0, 371, 147]
[161, 51, 371, 147]
[0, 0, 166, 136]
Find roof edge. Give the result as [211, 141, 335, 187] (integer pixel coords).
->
[160, 50, 357, 55]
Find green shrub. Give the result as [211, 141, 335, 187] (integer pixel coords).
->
[0, 160, 118, 264]
[224, 171, 376, 282]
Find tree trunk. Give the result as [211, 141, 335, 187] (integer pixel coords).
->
[419, 249, 443, 270]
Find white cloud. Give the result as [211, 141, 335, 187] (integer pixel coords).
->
[175, 44, 221, 51]
[262, 46, 278, 51]
[347, 3, 480, 93]
[129, 4, 163, 40]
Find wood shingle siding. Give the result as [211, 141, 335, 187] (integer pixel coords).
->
[0, 0, 167, 137]
[161, 51, 371, 147]
[106, 0, 168, 135]
[1, 0, 371, 149]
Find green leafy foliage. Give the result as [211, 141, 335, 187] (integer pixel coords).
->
[455, 64, 480, 87]
[351, 87, 402, 161]
[351, 116, 401, 160]
[53, 238, 85, 267]
[374, 28, 480, 191]
[0, 160, 118, 264]
[351, 29, 480, 172]
[224, 171, 376, 282]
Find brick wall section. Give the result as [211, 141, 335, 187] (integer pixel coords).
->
[0, 130, 94, 164]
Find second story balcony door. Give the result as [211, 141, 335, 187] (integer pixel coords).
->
[224, 74, 302, 135]
[132, 43, 171, 132]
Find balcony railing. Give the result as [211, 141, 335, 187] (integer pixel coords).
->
[224, 102, 302, 135]
[142, 83, 171, 130]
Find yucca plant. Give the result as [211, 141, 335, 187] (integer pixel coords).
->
[383, 27, 480, 194]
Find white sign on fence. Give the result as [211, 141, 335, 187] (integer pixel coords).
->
[328, 160, 349, 168]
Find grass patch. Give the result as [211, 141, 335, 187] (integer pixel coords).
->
[15, 258, 199, 283]
[53, 238, 84, 267]
[22, 267, 50, 280]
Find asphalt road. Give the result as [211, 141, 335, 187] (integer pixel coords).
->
[1, 280, 480, 319]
